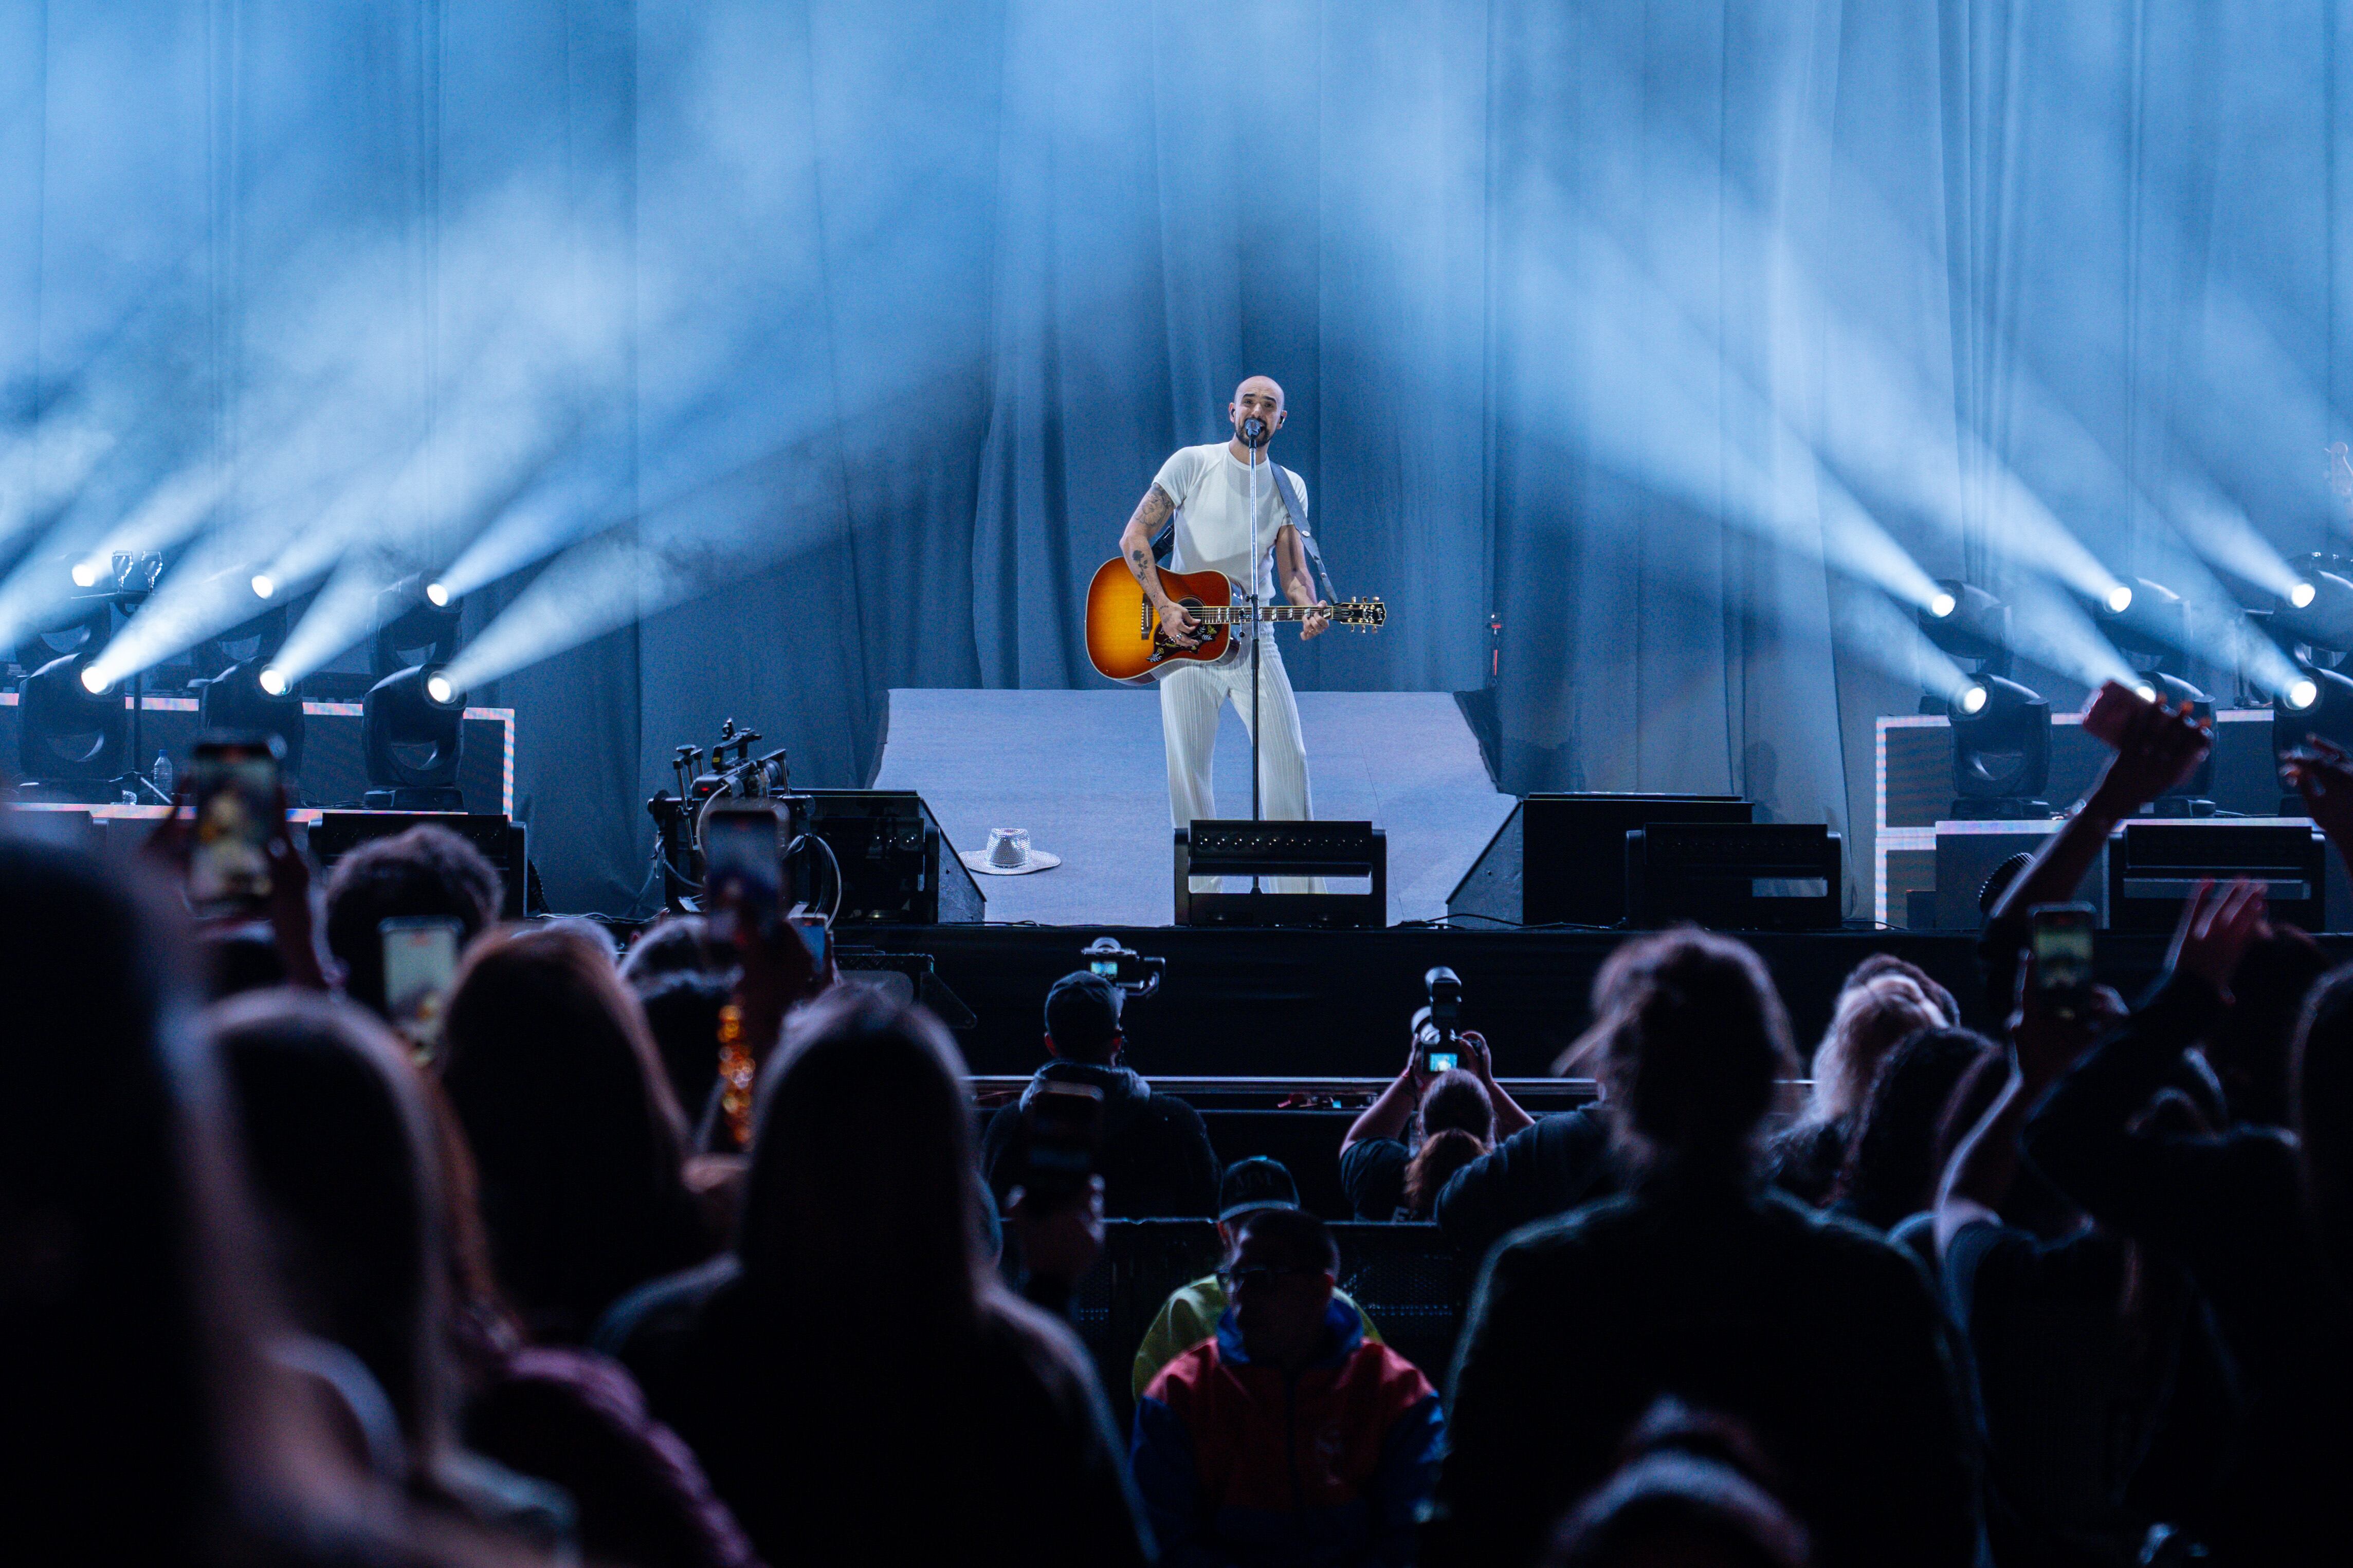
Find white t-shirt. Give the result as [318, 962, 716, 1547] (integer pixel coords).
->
[1150, 442, 1308, 601]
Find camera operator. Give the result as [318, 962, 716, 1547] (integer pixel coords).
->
[1429, 953, 1643, 1266]
[980, 970, 1219, 1219]
[1341, 1010, 1532, 1221]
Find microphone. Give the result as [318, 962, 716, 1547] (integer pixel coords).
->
[1242, 416, 1268, 449]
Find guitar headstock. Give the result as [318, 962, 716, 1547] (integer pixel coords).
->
[1335, 597, 1386, 632]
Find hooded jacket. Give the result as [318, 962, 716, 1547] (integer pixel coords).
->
[1132, 1299, 1443, 1568]
[981, 1059, 1220, 1219]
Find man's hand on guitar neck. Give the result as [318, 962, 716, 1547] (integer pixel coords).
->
[1275, 522, 1327, 638]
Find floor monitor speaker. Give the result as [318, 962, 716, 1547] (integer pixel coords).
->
[1448, 793, 1752, 928]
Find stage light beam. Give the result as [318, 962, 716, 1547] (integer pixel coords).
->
[1958, 682, 1989, 715]
[2292, 581, 2318, 609]
[258, 667, 289, 697]
[252, 574, 277, 600]
[2105, 584, 2133, 615]
[79, 666, 112, 695]
[2289, 678, 2320, 711]
[1930, 591, 1957, 619]
[425, 581, 450, 607]
[70, 561, 102, 589]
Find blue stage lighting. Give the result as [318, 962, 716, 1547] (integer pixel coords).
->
[199, 657, 306, 778]
[1919, 580, 2011, 675]
[18, 653, 131, 787]
[1949, 674, 2050, 819]
[2274, 663, 2353, 787]
[362, 664, 467, 810]
[373, 588, 464, 679]
[2275, 568, 2353, 652]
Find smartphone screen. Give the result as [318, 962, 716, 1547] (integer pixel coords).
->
[788, 911, 828, 968]
[1425, 1050, 1460, 1075]
[2030, 902, 2097, 1012]
[702, 804, 783, 935]
[381, 917, 462, 1056]
[1021, 1081, 1104, 1209]
[188, 737, 283, 912]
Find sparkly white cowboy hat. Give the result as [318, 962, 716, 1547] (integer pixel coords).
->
[959, 826, 1061, 876]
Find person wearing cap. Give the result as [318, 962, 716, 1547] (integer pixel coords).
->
[1132, 1158, 1383, 1400]
[980, 970, 1220, 1221]
[1132, 1205, 1443, 1568]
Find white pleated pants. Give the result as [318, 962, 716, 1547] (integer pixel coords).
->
[1158, 638, 1323, 894]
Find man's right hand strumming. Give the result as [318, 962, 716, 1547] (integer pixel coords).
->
[1156, 596, 1201, 645]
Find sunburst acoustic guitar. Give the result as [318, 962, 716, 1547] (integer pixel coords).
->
[1083, 558, 1387, 686]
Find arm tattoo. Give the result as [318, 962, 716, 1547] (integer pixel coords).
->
[1122, 485, 1175, 590]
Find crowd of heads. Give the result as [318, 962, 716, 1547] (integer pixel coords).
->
[13, 691, 2353, 1566]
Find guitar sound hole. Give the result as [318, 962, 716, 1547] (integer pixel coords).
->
[1151, 598, 1213, 659]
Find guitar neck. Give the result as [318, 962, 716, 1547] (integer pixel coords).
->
[1195, 602, 1343, 624]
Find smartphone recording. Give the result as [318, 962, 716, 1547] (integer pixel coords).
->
[702, 802, 785, 936]
[381, 916, 463, 1057]
[2029, 902, 2097, 1019]
[188, 733, 285, 914]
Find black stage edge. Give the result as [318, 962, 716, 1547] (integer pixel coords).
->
[840, 924, 2353, 1079]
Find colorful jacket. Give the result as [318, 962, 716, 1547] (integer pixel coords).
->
[1132, 1300, 1442, 1568]
[1132, 1275, 1383, 1402]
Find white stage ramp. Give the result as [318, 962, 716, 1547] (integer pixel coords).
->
[871, 689, 1516, 926]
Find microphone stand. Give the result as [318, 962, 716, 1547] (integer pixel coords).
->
[1246, 424, 1263, 896]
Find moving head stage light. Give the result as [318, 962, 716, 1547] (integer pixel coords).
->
[17, 653, 130, 794]
[194, 604, 288, 686]
[200, 658, 307, 779]
[7, 599, 112, 675]
[2275, 662, 2353, 812]
[1920, 580, 2012, 676]
[2098, 578, 2191, 674]
[373, 590, 464, 677]
[1949, 675, 2051, 819]
[2277, 558, 2353, 652]
[362, 665, 466, 810]
[2130, 673, 2215, 813]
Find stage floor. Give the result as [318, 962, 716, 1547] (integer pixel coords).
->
[871, 687, 1514, 926]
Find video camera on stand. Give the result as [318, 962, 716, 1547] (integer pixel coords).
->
[647, 718, 793, 913]
[1082, 936, 1164, 999]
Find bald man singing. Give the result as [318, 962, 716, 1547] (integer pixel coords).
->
[1119, 376, 1330, 892]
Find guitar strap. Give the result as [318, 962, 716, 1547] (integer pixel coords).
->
[1264, 462, 1342, 603]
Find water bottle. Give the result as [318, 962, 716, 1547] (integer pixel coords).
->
[152, 750, 173, 799]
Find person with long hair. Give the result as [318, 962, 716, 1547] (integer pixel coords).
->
[0, 834, 480, 1565]
[1826, 1026, 1999, 1233]
[215, 988, 760, 1568]
[214, 991, 572, 1544]
[1767, 969, 1947, 1205]
[600, 986, 1151, 1566]
[440, 923, 715, 1343]
[1341, 1013, 1532, 1221]
[1423, 928, 1977, 1568]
